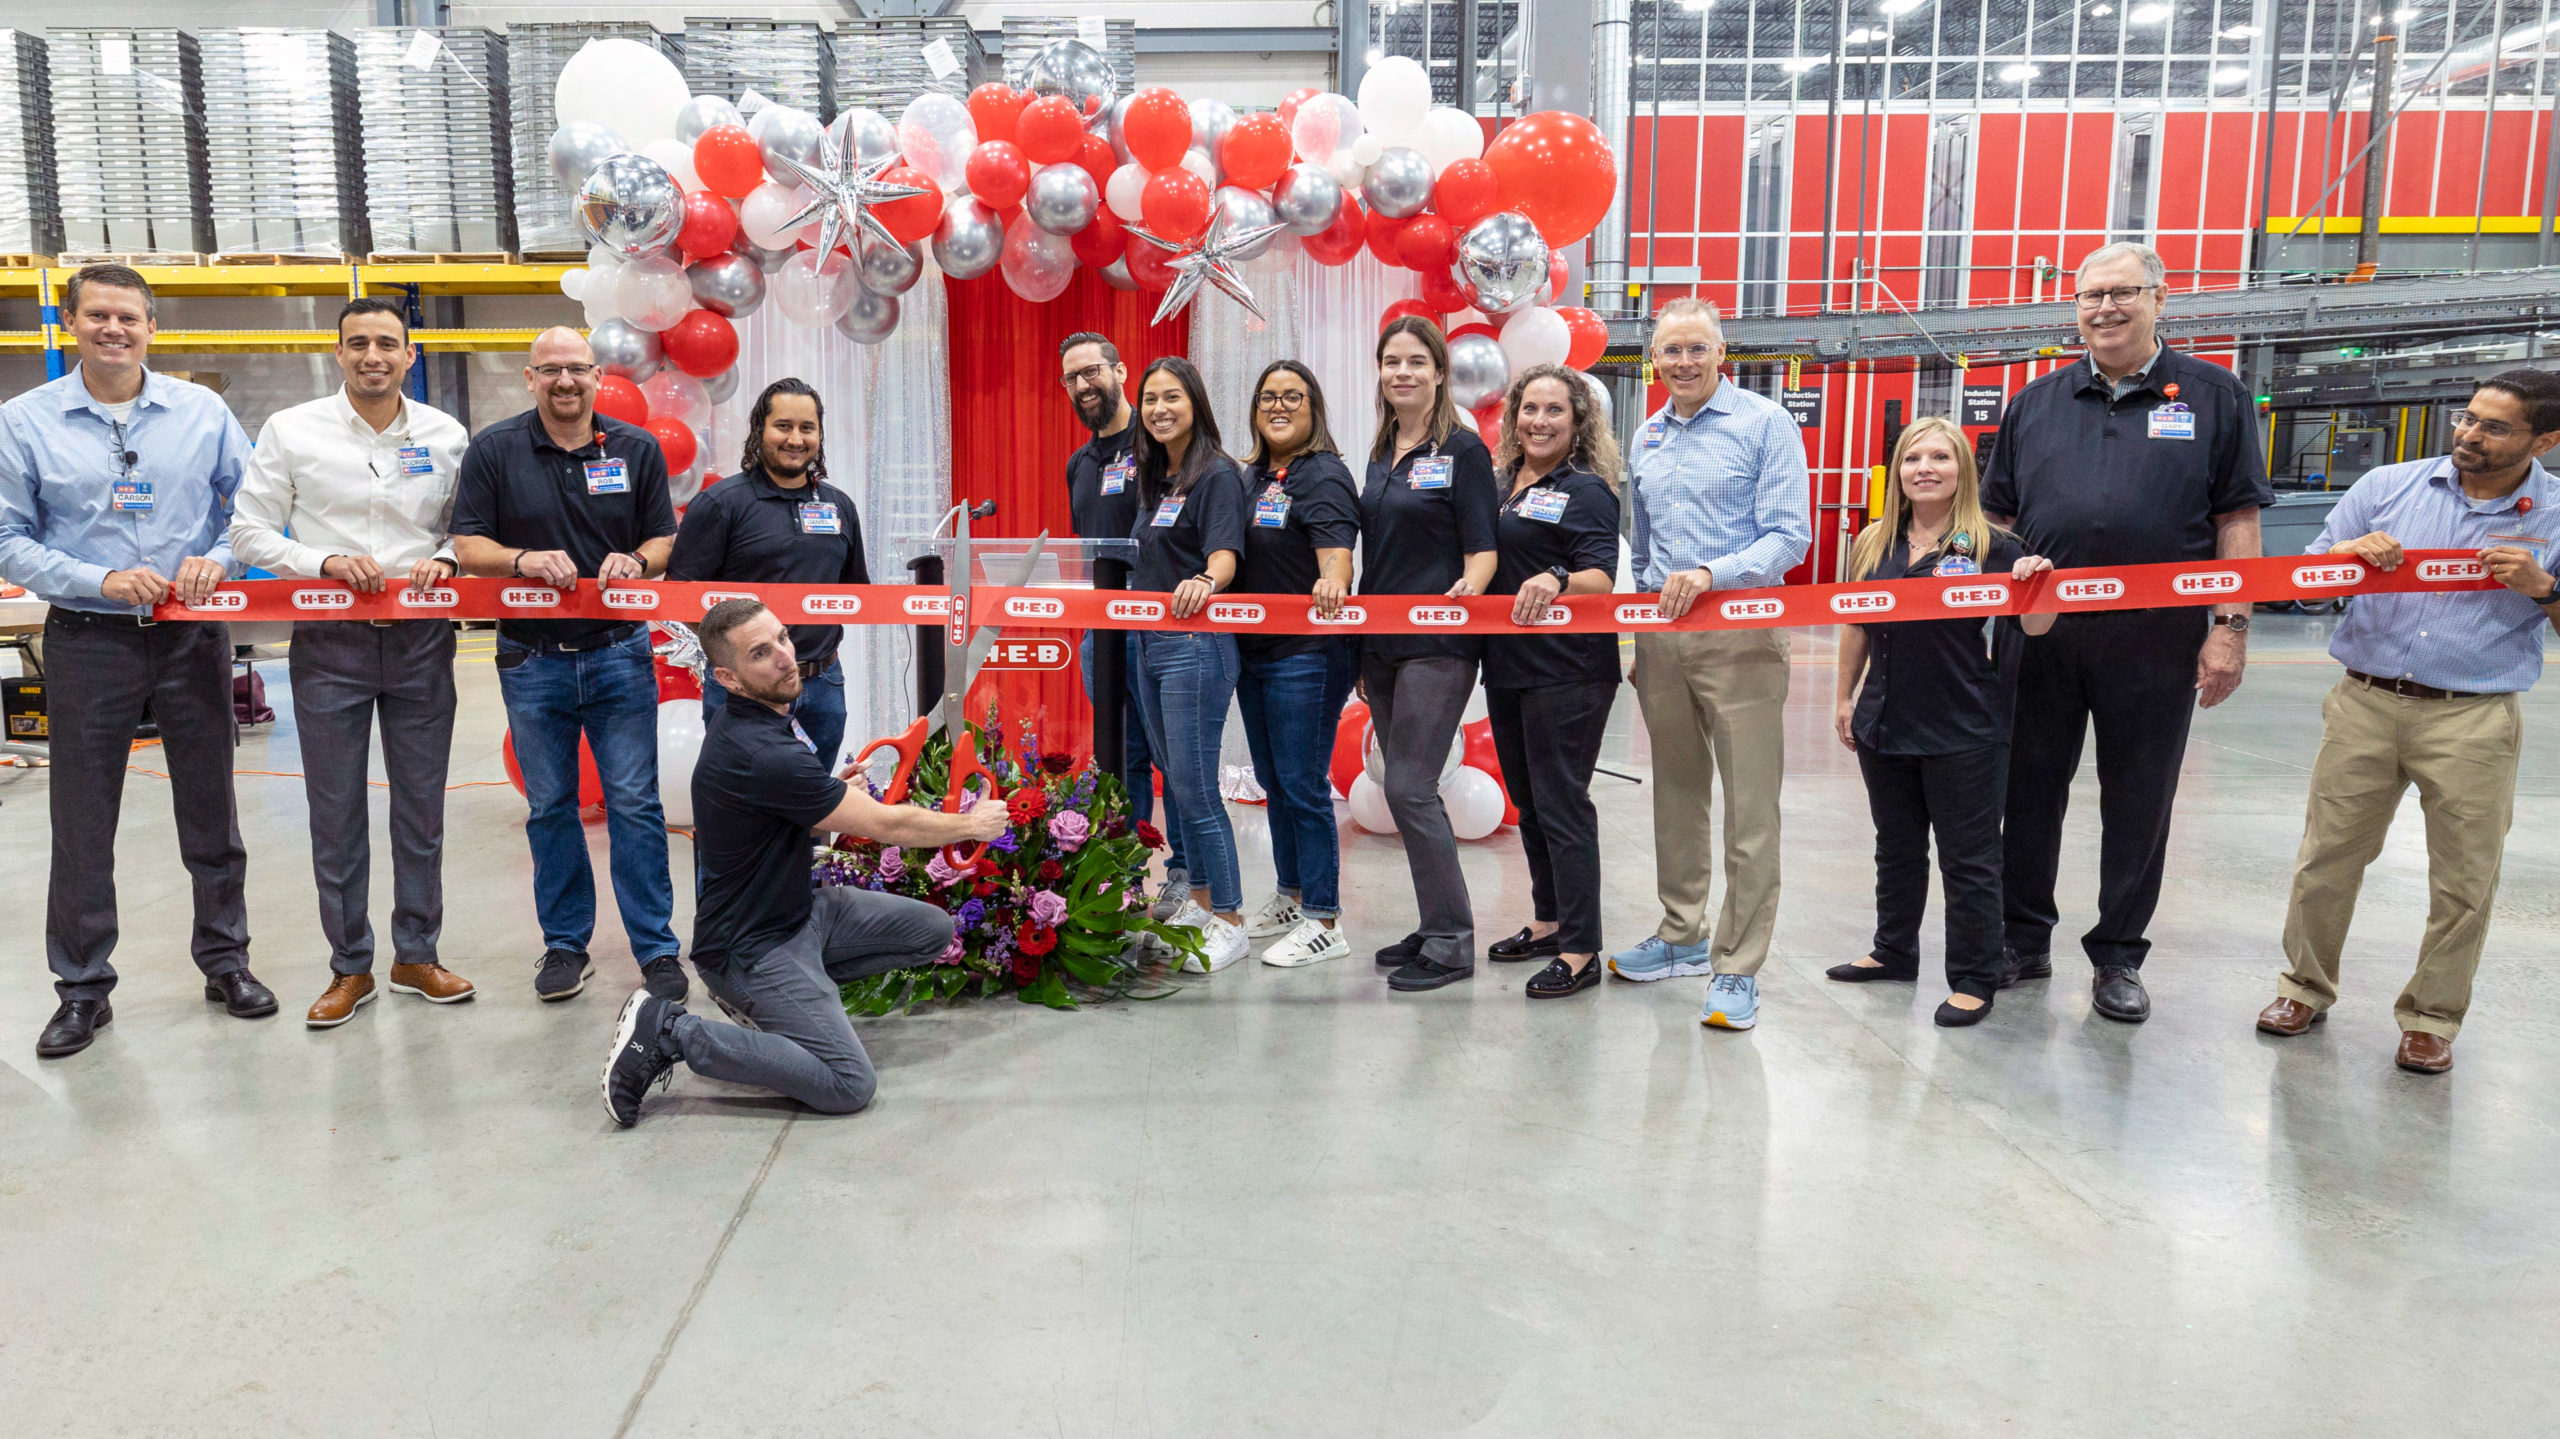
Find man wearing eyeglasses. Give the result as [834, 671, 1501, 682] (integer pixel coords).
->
[229, 296, 478, 1029]
[1058, 331, 1161, 839]
[1980, 240, 2273, 1024]
[450, 327, 684, 1007]
[2254, 371, 2560, 1074]
[0, 262, 271, 1059]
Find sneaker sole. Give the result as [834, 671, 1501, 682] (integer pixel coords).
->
[386, 980, 476, 1004]
[1607, 957, 1716, 983]
[601, 990, 651, 1127]
[1388, 968, 1474, 992]
[304, 986, 378, 1029]
[1701, 1009, 1757, 1030]
[1261, 939, 1349, 968]
[538, 961, 596, 1002]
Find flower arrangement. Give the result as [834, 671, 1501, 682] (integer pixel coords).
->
[819, 714, 1204, 1014]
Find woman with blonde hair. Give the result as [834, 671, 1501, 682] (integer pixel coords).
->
[1829, 414, 2056, 1026]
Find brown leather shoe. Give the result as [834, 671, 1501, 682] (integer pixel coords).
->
[2256, 997, 2325, 1036]
[388, 962, 476, 1004]
[2395, 1031, 2453, 1074]
[306, 973, 377, 1029]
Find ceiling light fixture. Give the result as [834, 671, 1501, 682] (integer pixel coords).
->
[2129, 3, 2171, 24]
[2213, 65, 2250, 85]
[2221, 23, 2260, 38]
[1781, 57, 1828, 74]
[1999, 62, 2042, 82]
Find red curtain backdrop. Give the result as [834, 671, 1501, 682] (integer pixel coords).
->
[944, 267, 1189, 763]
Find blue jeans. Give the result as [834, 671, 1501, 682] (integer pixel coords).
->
[497, 627, 680, 963]
[1237, 641, 1357, 917]
[703, 659, 847, 769]
[1130, 629, 1241, 913]
[1080, 629, 1170, 863]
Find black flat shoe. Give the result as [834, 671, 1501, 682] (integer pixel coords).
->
[37, 998, 111, 1058]
[1825, 958, 1917, 984]
[1999, 948, 2053, 989]
[1375, 932, 1425, 968]
[1387, 958, 1474, 992]
[1489, 927, 1562, 963]
[1934, 994, 1994, 1027]
[205, 970, 279, 1019]
[2092, 965, 2150, 1023]
[1525, 957, 1599, 998]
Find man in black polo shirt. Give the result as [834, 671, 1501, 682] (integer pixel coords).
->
[1060, 330, 1156, 830]
[667, 377, 868, 768]
[1981, 242, 2273, 1023]
[451, 326, 685, 1005]
[599, 598, 1006, 1127]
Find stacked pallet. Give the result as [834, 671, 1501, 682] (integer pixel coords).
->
[355, 26, 514, 257]
[200, 28, 370, 257]
[50, 27, 211, 255]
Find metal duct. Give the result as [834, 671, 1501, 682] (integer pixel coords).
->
[1586, 0, 1631, 316]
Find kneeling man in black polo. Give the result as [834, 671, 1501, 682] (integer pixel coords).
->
[599, 598, 1007, 1127]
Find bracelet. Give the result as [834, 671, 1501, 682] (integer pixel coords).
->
[509, 549, 524, 578]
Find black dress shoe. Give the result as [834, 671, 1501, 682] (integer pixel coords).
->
[2091, 965, 2150, 1023]
[205, 969, 280, 1019]
[37, 998, 111, 1058]
[1999, 948, 2052, 989]
[1375, 933, 1425, 968]
[1387, 958, 1474, 992]
[1524, 956, 1600, 998]
[1934, 993, 1994, 1028]
[1825, 958, 1917, 983]
[1488, 927, 1562, 963]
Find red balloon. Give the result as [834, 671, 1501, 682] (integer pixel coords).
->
[1432, 158, 1502, 231]
[1279, 87, 1322, 133]
[1076, 134, 1117, 192]
[1418, 263, 1470, 315]
[1220, 112, 1294, 191]
[966, 83, 1030, 146]
[1380, 298, 1441, 332]
[1016, 95, 1085, 165]
[964, 140, 1031, 209]
[693, 124, 764, 199]
[1302, 195, 1366, 265]
[1471, 399, 1505, 447]
[1140, 167, 1213, 242]
[1447, 321, 1499, 345]
[1365, 207, 1410, 267]
[1122, 87, 1193, 171]
[1556, 305, 1608, 370]
[594, 375, 649, 426]
[1070, 207, 1127, 268]
[645, 416, 698, 475]
[660, 308, 739, 378]
[1482, 110, 1619, 246]
[1329, 699, 1370, 800]
[1124, 231, 1180, 290]
[676, 189, 738, 260]
[655, 652, 703, 704]
[1396, 213, 1456, 273]
[1548, 252, 1571, 303]
[873, 166, 944, 244]
[502, 728, 606, 814]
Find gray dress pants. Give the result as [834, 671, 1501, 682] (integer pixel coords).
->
[678, 886, 956, 1114]
[287, 620, 457, 975]
[1359, 652, 1478, 965]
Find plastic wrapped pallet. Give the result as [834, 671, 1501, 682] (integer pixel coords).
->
[0, 31, 62, 257]
[833, 17, 985, 117]
[49, 27, 211, 255]
[355, 27, 514, 256]
[199, 28, 369, 257]
[507, 21, 672, 257]
[998, 17, 1137, 98]
[683, 19, 832, 121]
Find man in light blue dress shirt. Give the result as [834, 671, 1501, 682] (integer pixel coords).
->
[1613, 298, 1812, 1033]
[0, 263, 273, 1059]
[2255, 370, 2560, 1076]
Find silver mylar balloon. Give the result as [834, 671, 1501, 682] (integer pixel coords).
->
[687, 252, 767, 319]
[1024, 164, 1100, 236]
[675, 95, 743, 145]
[574, 153, 684, 259]
[1212, 186, 1280, 261]
[701, 366, 740, 405]
[828, 107, 900, 167]
[588, 318, 662, 382]
[836, 285, 901, 346]
[1446, 332, 1511, 411]
[855, 228, 922, 296]
[1190, 98, 1238, 161]
[1100, 258, 1136, 291]
[1361, 146, 1435, 219]
[548, 120, 627, 192]
[931, 196, 1003, 281]
[738, 238, 796, 273]
[1457, 210, 1552, 314]
[1024, 39, 1117, 127]
[757, 106, 827, 177]
[1270, 163, 1343, 236]
[1105, 94, 1136, 165]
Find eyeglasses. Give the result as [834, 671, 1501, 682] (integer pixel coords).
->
[1653, 343, 1718, 363]
[1255, 391, 1308, 412]
[1060, 362, 1113, 391]
[2451, 409, 2535, 442]
[530, 363, 598, 380]
[2074, 285, 2159, 310]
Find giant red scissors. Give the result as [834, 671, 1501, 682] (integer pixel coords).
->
[849, 715, 1004, 875]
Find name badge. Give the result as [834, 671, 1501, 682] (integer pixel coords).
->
[1409, 456, 1452, 490]
[798, 502, 842, 535]
[1150, 495, 1184, 528]
[1101, 457, 1132, 496]
[112, 478, 153, 511]
[1643, 419, 1666, 449]
[397, 444, 434, 476]
[2487, 531, 2547, 566]
[584, 458, 630, 495]
[1253, 483, 1290, 529]
[2147, 403, 2195, 441]
[1518, 488, 1570, 524]
[1933, 554, 1978, 577]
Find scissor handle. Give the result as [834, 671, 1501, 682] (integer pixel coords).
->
[851, 715, 930, 804]
[938, 742, 1004, 874]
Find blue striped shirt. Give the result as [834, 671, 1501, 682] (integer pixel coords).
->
[1629, 379, 1811, 591]
[0, 367, 248, 614]
[2312, 456, 2560, 693]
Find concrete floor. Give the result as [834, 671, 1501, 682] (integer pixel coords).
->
[3, 614, 2556, 1437]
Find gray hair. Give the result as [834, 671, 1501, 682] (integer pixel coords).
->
[1653, 296, 1724, 345]
[2077, 241, 2166, 289]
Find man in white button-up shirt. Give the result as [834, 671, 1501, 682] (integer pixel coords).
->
[230, 297, 479, 1028]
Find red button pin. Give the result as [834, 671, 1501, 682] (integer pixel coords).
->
[2163, 382, 2180, 400]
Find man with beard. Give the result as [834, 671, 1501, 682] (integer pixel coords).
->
[2254, 370, 2560, 1074]
[450, 327, 684, 1006]
[1059, 332, 1160, 839]
[599, 598, 1006, 1126]
[667, 378, 868, 769]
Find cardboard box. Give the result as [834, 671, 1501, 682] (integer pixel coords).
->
[4, 677, 43, 739]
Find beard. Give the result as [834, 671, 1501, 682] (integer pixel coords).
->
[763, 448, 815, 480]
[730, 666, 804, 709]
[1074, 383, 1119, 433]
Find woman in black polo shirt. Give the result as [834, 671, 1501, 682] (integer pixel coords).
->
[1360, 316, 1499, 992]
[1128, 356, 1251, 973]
[1829, 415, 2056, 1026]
[1482, 365, 1624, 998]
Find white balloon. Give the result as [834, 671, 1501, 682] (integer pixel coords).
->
[553, 38, 690, 150]
[581, 292, 621, 329]
[1180, 149, 1216, 186]
[1348, 773, 1398, 835]
[1362, 723, 1384, 785]
[641, 137, 702, 193]
[640, 368, 708, 426]
[1357, 56, 1433, 147]
[1418, 107, 1485, 174]
[1105, 162, 1148, 223]
[1349, 134, 1384, 168]
[614, 255, 692, 331]
[1290, 92, 1363, 167]
[558, 266, 588, 301]
[1581, 371, 1614, 429]
[771, 249, 855, 326]
[738, 181, 812, 250]
[1499, 305, 1571, 373]
[1441, 765, 1505, 841]
[897, 91, 978, 195]
[656, 700, 707, 827]
[1325, 151, 1367, 190]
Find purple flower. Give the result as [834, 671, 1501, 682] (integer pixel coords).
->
[926, 850, 966, 887]
[1028, 889, 1068, 928]
[957, 897, 987, 931]
[876, 846, 905, 882]
[992, 829, 1020, 854]
[1047, 809, 1090, 852]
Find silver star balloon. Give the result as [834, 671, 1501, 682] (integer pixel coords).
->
[767, 140, 929, 259]
[1126, 205, 1288, 326]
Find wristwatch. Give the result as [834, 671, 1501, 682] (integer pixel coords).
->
[1545, 564, 1572, 589]
[2533, 579, 2560, 606]
[2211, 613, 2251, 633]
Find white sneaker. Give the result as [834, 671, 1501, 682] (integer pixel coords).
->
[1184, 917, 1250, 972]
[1244, 892, 1305, 939]
[1261, 917, 1349, 967]
[1167, 899, 1213, 930]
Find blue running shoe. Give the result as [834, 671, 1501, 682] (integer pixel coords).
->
[1700, 974, 1758, 1030]
[1608, 935, 1714, 982]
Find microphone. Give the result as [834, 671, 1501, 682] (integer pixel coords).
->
[121, 451, 138, 466]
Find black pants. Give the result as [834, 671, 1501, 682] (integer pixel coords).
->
[43, 612, 250, 999]
[1487, 679, 1616, 955]
[1861, 743, 2008, 999]
[2002, 609, 2205, 970]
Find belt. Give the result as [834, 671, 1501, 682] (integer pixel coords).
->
[48, 609, 160, 628]
[796, 657, 828, 680]
[2346, 668, 2481, 700]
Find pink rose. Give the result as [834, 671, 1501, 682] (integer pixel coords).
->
[1046, 809, 1090, 852]
[936, 935, 965, 965]
[876, 846, 905, 882]
[926, 850, 966, 887]
[1028, 889, 1068, 928]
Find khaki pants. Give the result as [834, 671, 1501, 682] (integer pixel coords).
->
[2277, 676, 2522, 1038]
[1631, 629, 1790, 975]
